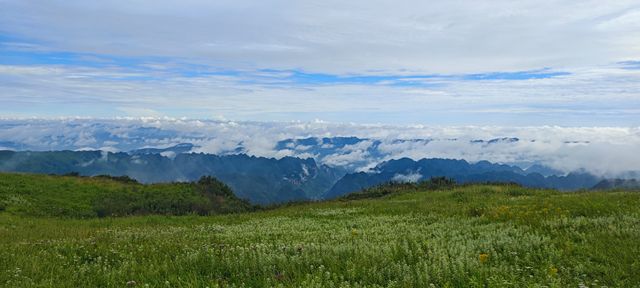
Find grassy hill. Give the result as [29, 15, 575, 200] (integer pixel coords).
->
[1, 173, 639, 287]
[0, 173, 253, 217]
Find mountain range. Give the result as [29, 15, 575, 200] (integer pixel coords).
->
[275, 136, 543, 172]
[325, 158, 602, 199]
[0, 147, 627, 204]
[592, 179, 640, 190]
[0, 150, 344, 204]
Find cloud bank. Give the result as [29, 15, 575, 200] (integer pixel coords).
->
[2, 0, 639, 74]
[0, 1, 638, 125]
[0, 118, 638, 177]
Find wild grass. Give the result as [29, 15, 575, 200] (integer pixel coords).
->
[0, 173, 253, 217]
[1, 174, 639, 287]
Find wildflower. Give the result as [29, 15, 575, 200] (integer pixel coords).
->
[126, 280, 137, 286]
[351, 228, 358, 236]
[479, 253, 489, 263]
[548, 266, 558, 277]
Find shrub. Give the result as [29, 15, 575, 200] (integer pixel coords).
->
[418, 176, 456, 190]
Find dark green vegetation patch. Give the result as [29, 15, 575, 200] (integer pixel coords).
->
[0, 173, 253, 217]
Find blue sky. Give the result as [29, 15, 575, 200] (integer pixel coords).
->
[0, 1, 639, 126]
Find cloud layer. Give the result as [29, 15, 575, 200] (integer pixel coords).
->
[2, 0, 639, 73]
[0, 119, 638, 177]
[0, 1, 639, 125]
[0, 62, 638, 125]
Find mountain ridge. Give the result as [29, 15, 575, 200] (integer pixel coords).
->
[0, 150, 345, 204]
[325, 157, 603, 198]
[2, 150, 636, 204]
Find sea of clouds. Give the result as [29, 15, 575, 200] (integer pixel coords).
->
[0, 118, 638, 177]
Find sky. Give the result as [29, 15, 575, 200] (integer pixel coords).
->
[0, 0, 639, 125]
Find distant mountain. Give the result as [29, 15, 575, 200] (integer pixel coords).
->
[0, 150, 616, 204]
[325, 158, 601, 198]
[0, 141, 23, 150]
[3, 119, 631, 180]
[592, 179, 640, 190]
[275, 136, 538, 172]
[129, 143, 196, 156]
[470, 137, 520, 144]
[524, 164, 565, 177]
[0, 150, 345, 204]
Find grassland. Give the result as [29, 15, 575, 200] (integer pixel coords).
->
[1, 173, 639, 287]
[0, 173, 252, 217]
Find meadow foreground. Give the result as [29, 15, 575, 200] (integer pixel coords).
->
[1, 176, 639, 287]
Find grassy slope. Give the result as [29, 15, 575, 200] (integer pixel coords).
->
[1, 175, 639, 287]
[0, 173, 252, 217]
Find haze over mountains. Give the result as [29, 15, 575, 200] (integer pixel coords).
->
[0, 150, 343, 204]
[1, 119, 639, 203]
[326, 158, 601, 199]
[1, 0, 639, 206]
[2, 119, 640, 175]
[0, 146, 624, 204]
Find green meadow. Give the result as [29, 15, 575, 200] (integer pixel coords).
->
[1, 173, 639, 287]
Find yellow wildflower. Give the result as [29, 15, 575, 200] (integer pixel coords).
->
[479, 253, 489, 263]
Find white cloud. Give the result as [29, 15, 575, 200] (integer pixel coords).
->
[0, 63, 638, 126]
[117, 107, 161, 117]
[0, 2, 639, 175]
[1, 1, 639, 74]
[392, 172, 423, 183]
[0, 1, 638, 126]
[0, 119, 639, 177]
